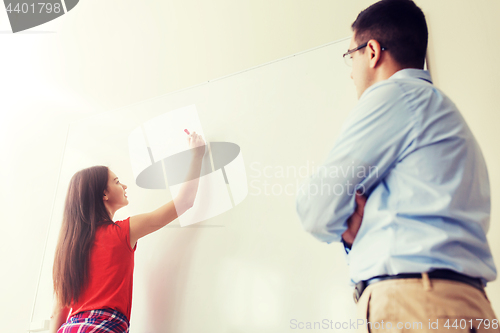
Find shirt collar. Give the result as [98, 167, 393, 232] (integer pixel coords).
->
[388, 68, 433, 84]
[359, 68, 433, 101]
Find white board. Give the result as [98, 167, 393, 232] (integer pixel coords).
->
[31, 36, 362, 333]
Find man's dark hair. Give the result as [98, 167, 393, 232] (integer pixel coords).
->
[351, 0, 428, 69]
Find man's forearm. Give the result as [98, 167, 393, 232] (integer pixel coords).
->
[295, 175, 356, 243]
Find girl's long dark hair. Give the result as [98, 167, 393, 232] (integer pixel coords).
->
[53, 165, 115, 307]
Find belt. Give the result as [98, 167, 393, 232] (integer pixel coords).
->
[353, 269, 484, 303]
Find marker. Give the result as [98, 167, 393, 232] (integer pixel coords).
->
[184, 129, 190, 135]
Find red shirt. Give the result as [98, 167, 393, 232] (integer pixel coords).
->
[69, 217, 137, 321]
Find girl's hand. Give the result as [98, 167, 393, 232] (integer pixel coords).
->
[186, 131, 206, 157]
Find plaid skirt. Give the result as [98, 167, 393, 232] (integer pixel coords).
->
[57, 308, 130, 333]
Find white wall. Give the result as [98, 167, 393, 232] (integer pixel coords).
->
[1, 1, 499, 332]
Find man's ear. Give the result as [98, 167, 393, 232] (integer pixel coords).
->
[367, 39, 383, 69]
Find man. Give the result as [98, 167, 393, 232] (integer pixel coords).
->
[295, 0, 499, 332]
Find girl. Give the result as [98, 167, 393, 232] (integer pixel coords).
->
[49, 132, 205, 333]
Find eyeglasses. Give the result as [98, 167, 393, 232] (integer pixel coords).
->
[343, 42, 387, 67]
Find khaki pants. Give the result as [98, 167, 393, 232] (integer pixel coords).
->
[356, 273, 499, 333]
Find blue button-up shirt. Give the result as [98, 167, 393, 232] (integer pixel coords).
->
[295, 68, 497, 287]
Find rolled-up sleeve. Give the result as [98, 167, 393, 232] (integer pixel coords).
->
[295, 82, 417, 244]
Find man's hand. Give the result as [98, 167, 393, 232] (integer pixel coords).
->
[341, 191, 367, 247]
